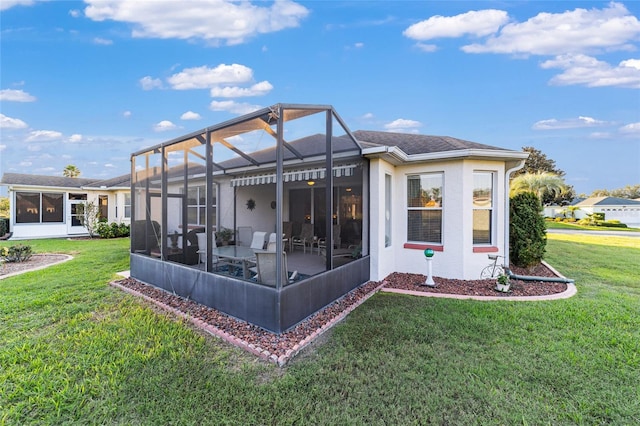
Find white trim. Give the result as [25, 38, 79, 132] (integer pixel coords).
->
[230, 164, 357, 187]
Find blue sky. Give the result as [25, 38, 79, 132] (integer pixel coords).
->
[1, 0, 638, 196]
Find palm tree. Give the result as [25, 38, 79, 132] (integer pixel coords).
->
[62, 165, 81, 178]
[510, 172, 567, 202]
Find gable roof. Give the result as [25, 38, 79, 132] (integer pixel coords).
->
[1, 172, 130, 191]
[575, 196, 640, 207]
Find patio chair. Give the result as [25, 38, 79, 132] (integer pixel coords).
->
[317, 224, 342, 255]
[283, 221, 293, 251]
[266, 233, 277, 252]
[196, 232, 219, 269]
[291, 223, 313, 253]
[236, 226, 253, 247]
[255, 251, 298, 287]
[250, 231, 268, 250]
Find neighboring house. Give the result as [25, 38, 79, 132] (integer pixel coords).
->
[574, 196, 640, 227]
[0, 173, 131, 239]
[129, 104, 528, 333]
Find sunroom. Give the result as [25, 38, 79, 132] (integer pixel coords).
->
[129, 104, 370, 333]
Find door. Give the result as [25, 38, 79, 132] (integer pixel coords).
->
[67, 194, 87, 234]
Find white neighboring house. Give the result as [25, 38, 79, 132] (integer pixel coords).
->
[574, 196, 640, 228]
[0, 173, 131, 239]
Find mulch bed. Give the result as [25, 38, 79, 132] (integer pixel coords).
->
[113, 262, 569, 363]
[383, 263, 568, 297]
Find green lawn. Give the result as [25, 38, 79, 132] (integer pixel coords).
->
[546, 220, 640, 232]
[1, 235, 639, 425]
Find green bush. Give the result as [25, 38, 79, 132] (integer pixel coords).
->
[510, 192, 546, 268]
[96, 222, 130, 239]
[592, 212, 605, 221]
[0, 217, 8, 236]
[1, 244, 33, 263]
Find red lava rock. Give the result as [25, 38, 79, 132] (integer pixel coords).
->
[114, 263, 567, 361]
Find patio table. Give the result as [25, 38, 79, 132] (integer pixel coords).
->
[210, 245, 256, 278]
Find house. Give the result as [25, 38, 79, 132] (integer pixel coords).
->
[574, 196, 640, 227]
[128, 104, 528, 333]
[0, 173, 131, 239]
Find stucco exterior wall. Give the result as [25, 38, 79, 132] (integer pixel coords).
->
[369, 158, 507, 281]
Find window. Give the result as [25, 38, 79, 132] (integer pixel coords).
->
[124, 193, 131, 218]
[16, 192, 64, 223]
[473, 172, 494, 244]
[385, 174, 392, 247]
[98, 195, 108, 220]
[407, 173, 443, 244]
[187, 186, 216, 226]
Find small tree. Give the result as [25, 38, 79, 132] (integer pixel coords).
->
[510, 192, 546, 268]
[78, 201, 101, 238]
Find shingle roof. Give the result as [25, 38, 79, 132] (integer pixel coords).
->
[1, 172, 130, 190]
[575, 196, 640, 207]
[352, 130, 512, 155]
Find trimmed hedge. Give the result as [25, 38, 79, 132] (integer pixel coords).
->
[510, 192, 547, 268]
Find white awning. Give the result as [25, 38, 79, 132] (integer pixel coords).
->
[230, 164, 357, 187]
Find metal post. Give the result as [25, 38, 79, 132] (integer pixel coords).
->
[423, 248, 436, 287]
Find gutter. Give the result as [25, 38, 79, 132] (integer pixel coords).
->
[504, 159, 526, 268]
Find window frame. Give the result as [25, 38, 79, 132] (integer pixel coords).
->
[406, 172, 444, 245]
[472, 171, 495, 246]
[15, 191, 65, 224]
[186, 185, 217, 227]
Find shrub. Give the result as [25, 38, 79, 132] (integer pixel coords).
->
[96, 222, 130, 238]
[0, 217, 8, 236]
[2, 244, 33, 263]
[510, 192, 546, 268]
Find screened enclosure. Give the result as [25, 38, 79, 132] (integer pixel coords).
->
[130, 104, 370, 333]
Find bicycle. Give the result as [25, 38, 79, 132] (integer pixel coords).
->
[480, 254, 508, 279]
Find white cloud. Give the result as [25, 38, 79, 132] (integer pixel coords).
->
[0, 113, 28, 129]
[83, 0, 309, 45]
[93, 37, 113, 45]
[153, 120, 177, 132]
[27, 144, 41, 152]
[123, 110, 132, 118]
[140, 76, 163, 90]
[541, 54, 640, 88]
[589, 132, 613, 139]
[26, 130, 63, 142]
[69, 9, 80, 18]
[416, 43, 438, 53]
[0, 89, 36, 102]
[19, 160, 33, 167]
[462, 2, 640, 56]
[361, 113, 374, 120]
[104, 163, 116, 168]
[532, 116, 610, 130]
[68, 134, 83, 142]
[384, 119, 422, 132]
[404, 9, 508, 40]
[354, 42, 364, 48]
[209, 80, 273, 97]
[0, 144, 6, 152]
[180, 111, 201, 120]
[0, 0, 39, 11]
[168, 64, 253, 90]
[619, 122, 640, 134]
[210, 100, 261, 115]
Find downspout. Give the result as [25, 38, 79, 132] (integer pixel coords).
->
[504, 159, 526, 269]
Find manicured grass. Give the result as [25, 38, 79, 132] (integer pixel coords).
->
[546, 220, 640, 232]
[1, 236, 639, 424]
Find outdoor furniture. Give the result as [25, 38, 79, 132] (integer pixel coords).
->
[236, 226, 253, 247]
[317, 224, 342, 255]
[250, 231, 268, 250]
[255, 251, 298, 287]
[210, 245, 257, 278]
[291, 223, 313, 253]
[195, 232, 219, 269]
